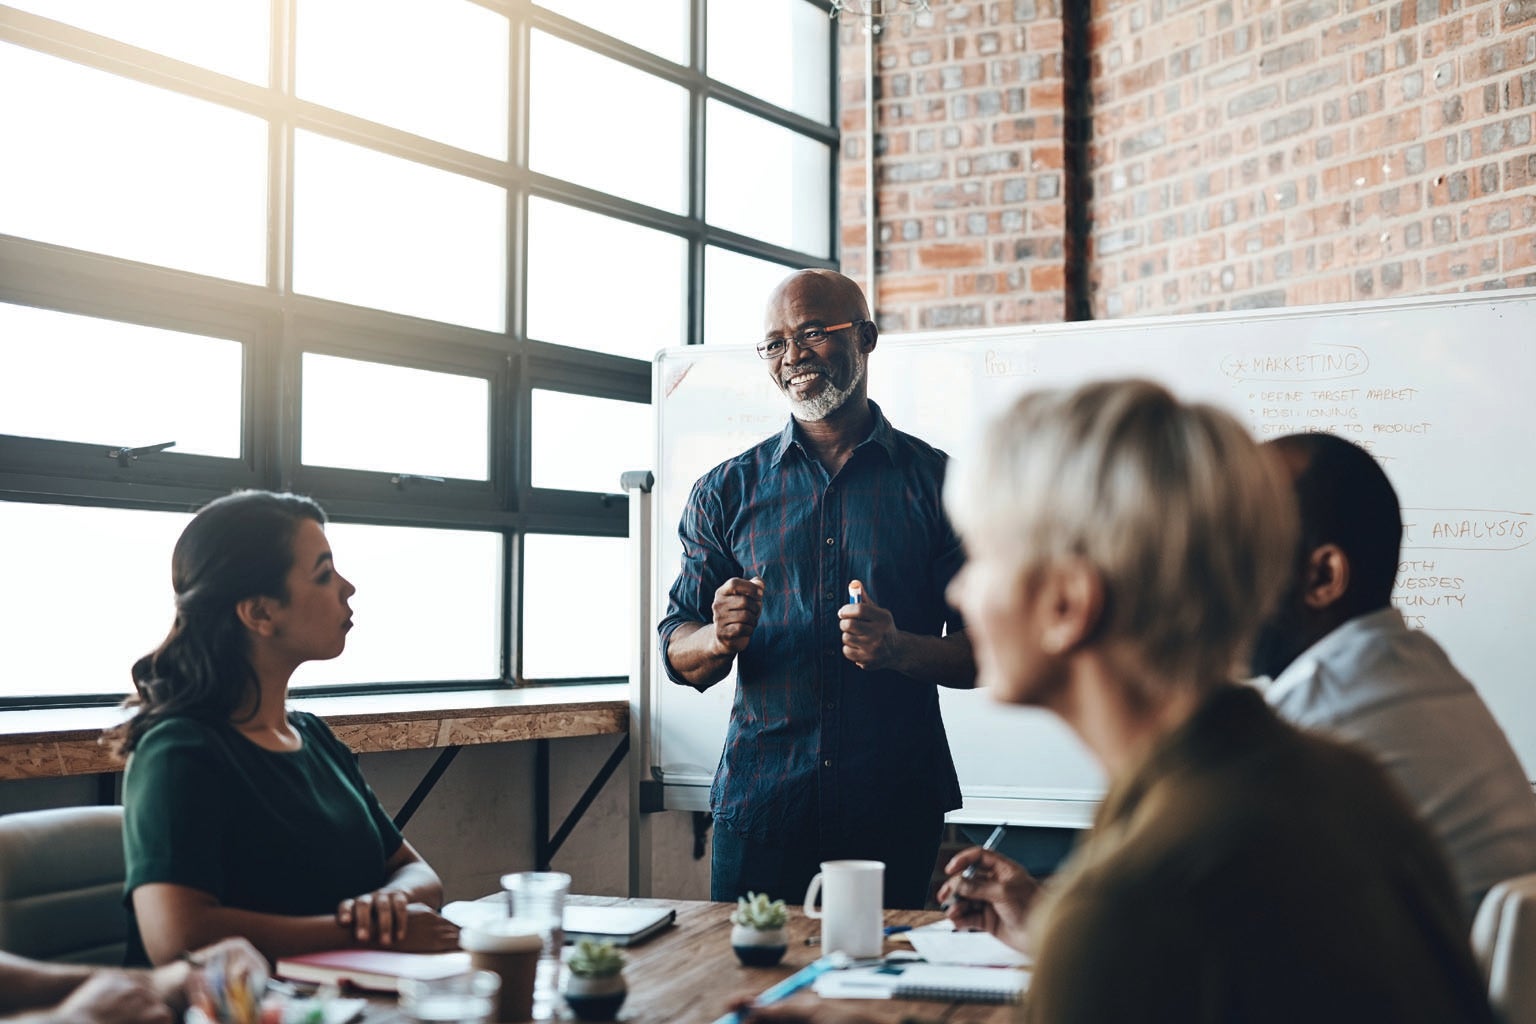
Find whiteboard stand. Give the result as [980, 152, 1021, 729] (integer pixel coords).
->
[623, 469, 657, 898]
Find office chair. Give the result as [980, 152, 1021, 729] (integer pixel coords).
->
[0, 806, 128, 965]
[1473, 872, 1536, 1024]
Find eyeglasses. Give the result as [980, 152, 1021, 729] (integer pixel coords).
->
[755, 320, 866, 359]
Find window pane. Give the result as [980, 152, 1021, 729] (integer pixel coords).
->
[296, 0, 509, 159]
[522, 534, 631, 679]
[535, 0, 688, 64]
[531, 390, 651, 493]
[6, 0, 269, 84]
[0, 304, 242, 457]
[704, 248, 795, 346]
[294, 523, 502, 685]
[706, 100, 830, 257]
[0, 503, 188, 699]
[526, 199, 685, 358]
[0, 43, 267, 284]
[708, 0, 831, 123]
[529, 32, 688, 214]
[293, 130, 507, 331]
[301, 354, 489, 480]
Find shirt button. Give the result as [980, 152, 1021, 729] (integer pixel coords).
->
[824, 760, 833, 768]
[824, 701, 835, 711]
[825, 590, 836, 601]
[825, 536, 835, 546]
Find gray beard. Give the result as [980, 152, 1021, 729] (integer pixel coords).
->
[788, 355, 866, 422]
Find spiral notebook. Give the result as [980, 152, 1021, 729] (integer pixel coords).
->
[813, 963, 1029, 1004]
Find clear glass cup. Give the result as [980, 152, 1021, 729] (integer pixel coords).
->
[398, 969, 500, 1024]
[501, 870, 570, 1020]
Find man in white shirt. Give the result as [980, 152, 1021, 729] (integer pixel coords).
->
[1252, 432, 1536, 924]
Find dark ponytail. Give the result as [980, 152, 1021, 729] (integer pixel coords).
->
[111, 491, 326, 757]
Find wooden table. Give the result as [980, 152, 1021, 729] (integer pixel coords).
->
[417, 896, 1021, 1024]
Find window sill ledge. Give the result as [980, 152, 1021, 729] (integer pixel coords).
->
[0, 683, 628, 781]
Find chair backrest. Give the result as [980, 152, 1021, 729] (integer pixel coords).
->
[1473, 872, 1536, 1024]
[0, 806, 127, 965]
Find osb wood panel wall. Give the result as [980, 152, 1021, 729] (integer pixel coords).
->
[840, 0, 1536, 328]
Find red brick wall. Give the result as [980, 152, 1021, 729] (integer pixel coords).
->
[838, 2, 1069, 331]
[840, 0, 1536, 326]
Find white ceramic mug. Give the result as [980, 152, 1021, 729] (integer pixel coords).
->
[802, 859, 884, 958]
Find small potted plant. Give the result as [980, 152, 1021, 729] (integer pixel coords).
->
[563, 938, 627, 1021]
[730, 891, 789, 966]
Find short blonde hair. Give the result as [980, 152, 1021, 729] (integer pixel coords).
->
[946, 379, 1297, 688]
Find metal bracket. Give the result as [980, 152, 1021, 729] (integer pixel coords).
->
[106, 441, 175, 467]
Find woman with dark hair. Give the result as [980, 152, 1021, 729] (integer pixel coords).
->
[114, 490, 458, 966]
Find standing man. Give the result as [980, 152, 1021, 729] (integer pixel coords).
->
[659, 269, 975, 909]
[1252, 431, 1536, 923]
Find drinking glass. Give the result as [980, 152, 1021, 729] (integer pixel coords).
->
[502, 870, 570, 1019]
[398, 970, 500, 1024]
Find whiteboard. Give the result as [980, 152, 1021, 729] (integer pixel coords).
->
[647, 288, 1536, 826]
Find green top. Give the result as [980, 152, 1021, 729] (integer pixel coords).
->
[1023, 685, 1492, 1024]
[122, 711, 403, 965]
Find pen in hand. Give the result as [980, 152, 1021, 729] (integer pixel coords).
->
[944, 824, 1007, 910]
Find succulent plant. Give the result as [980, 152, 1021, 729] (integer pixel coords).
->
[730, 891, 788, 929]
[568, 938, 626, 978]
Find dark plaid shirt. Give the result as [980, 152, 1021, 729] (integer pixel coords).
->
[658, 402, 966, 842]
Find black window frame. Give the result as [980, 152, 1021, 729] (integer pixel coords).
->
[0, 0, 841, 709]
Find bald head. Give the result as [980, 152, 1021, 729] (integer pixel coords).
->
[765, 269, 871, 330]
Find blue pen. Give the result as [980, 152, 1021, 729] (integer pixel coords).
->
[848, 580, 863, 604]
[709, 956, 842, 1024]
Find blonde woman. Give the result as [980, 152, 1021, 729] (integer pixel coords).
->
[745, 380, 1489, 1023]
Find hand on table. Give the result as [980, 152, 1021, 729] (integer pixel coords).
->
[935, 847, 1040, 953]
[393, 903, 461, 952]
[55, 972, 173, 1024]
[838, 583, 901, 671]
[338, 887, 411, 946]
[710, 577, 764, 657]
[337, 891, 459, 951]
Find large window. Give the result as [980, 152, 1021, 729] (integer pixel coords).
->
[0, 0, 838, 705]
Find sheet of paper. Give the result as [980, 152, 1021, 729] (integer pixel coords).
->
[907, 929, 1031, 968]
[813, 968, 897, 1000]
[441, 899, 505, 929]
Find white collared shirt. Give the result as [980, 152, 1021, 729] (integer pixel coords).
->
[1265, 607, 1536, 923]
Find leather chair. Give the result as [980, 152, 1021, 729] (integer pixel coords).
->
[1473, 872, 1536, 1024]
[0, 806, 127, 965]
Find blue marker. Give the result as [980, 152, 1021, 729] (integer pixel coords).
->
[848, 580, 864, 604]
[709, 956, 843, 1023]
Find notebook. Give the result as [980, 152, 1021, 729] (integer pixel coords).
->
[562, 904, 676, 946]
[273, 949, 471, 993]
[442, 899, 676, 947]
[813, 963, 1029, 1004]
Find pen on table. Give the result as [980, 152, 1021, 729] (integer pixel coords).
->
[709, 956, 842, 1023]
